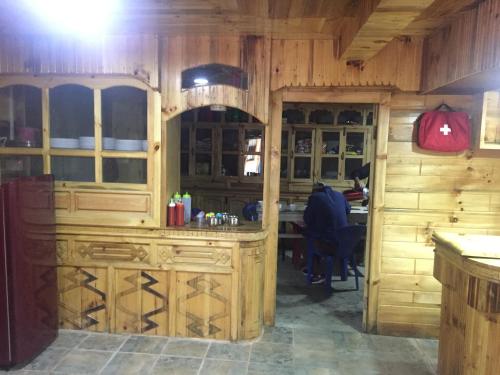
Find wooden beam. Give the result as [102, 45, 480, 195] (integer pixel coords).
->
[339, 0, 435, 62]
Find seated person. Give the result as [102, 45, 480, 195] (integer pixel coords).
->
[350, 162, 370, 206]
[303, 182, 351, 282]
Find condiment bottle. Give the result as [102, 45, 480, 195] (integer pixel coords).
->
[182, 192, 191, 223]
[175, 200, 185, 226]
[168, 199, 176, 226]
[174, 192, 182, 202]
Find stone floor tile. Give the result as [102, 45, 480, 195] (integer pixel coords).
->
[119, 335, 168, 354]
[250, 342, 293, 366]
[383, 361, 436, 375]
[100, 352, 157, 375]
[163, 339, 209, 357]
[52, 349, 113, 374]
[151, 356, 202, 375]
[293, 348, 340, 369]
[78, 333, 127, 351]
[20, 347, 68, 371]
[51, 330, 89, 349]
[247, 361, 295, 375]
[207, 342, 251, 362]
[260, 326, 293, 345]
[199, 359, 248, 375]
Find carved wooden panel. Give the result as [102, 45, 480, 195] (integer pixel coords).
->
[176, 272, 231, 340]
[76, 242, 149, 263]
[55, 191, 70, 211]
[157, 245, 231, 267]
[56, 240, 69, 264]
[114, 269, 169, 335]
[58, 266, 107, 332]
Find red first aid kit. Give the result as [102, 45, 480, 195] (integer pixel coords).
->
[417, 104, 471, 152]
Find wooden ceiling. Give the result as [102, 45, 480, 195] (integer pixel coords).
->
[0, 0, 481, 60]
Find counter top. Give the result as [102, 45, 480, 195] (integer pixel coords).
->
[432, 232, 500, 259]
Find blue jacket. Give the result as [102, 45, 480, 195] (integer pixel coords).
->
[303, 186, 351, 241]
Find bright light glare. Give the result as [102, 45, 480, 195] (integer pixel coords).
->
[27, 0, 120, 37]
[194, 78, 209, 86]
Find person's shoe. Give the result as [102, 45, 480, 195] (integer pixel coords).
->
[311, 274, 325, 284]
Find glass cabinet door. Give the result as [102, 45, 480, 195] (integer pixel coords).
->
[292, 129, 314, 180]
[194, 127, 213, 176]
[0, 155, 43, 182]
[0, 85, 43, 148]
[243, 128, 263, 177]
[319, 130, 340, 180]
[280, 130, 289, 179]
[344, 131, 365, 180]
[180, 126, 190, 176]
[221, 128, 239, 177]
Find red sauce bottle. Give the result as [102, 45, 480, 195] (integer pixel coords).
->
[168, 199, 176, 226]
[175, 201, 185, 226]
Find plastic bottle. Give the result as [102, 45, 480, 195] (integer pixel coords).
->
[175, 200, 185, 226]
[182, 192, 191, 223]
[167, 199, 176, 226]
[174, 192, 182, 202]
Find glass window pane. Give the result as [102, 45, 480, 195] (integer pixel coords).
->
[244, 129, 262, 153]
[294, 157, 311, 179]
[244, 155, 262, 177]
[103, 158, 146, 184]
[225, 108, 248, 123]
[0, 85, 42, 148]
[321, 158, 339, 180]
[281, 131, 288, 152]
[102, 86, 147, 151]
[294, 131, 312, 154]
[222, 154, 238, 176]
[195, 128, 212, 152]
[197, 107, 221, 122]
[181, 153, 189, 176]
[51, 156, 94, 182]
[195, 154, 211, 175]
[280, 156, 288, 178]
[50, 85, 94, 142]
[346, 132, 365, 155]
[222, 129, 239, 152]
[366, 111, 374, 125]
[345, 159, 363, 180]
[181, 127, 190, 152]
[309, 109, 333, 124]
[0, 155, 43, 182]
[322, 132, 340, 154]
[337, 110, 362, 125]
[282, 109, 305, 124]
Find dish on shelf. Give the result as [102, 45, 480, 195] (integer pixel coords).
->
[50, 137, 79, 149]
[103, 137, 116, 150]
[78, 136, 95, 149]
[115, 139, 142, 151]
[142, 140, 148, 151]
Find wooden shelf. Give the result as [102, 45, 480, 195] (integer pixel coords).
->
[0, 147, 43, 155]
[101, 150, 148, 159]
[50, 149, 94, 157]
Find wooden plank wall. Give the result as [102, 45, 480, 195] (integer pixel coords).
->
[0, 35, 159, 88]
[161, 35, 271, 124]
[270, 37, 424, 92]
[378, 93, 500, 337]
[422, 0, 500, 92]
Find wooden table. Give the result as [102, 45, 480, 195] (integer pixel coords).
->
[433, 232, 500, 375]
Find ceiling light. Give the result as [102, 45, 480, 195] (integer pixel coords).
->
[194, 78, 209, 86]
[26, 0, 120, 38]
[210, 105, 227, 112]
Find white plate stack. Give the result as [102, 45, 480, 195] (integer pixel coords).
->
[103, 137, 116, 150]
[50, 138, 79, 149]
[142, 140, 148, 151]
[79, 136, 95, 149]
[115, 139, 143, 151]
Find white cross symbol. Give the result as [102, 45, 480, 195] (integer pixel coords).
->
[440, 124, 452, 136]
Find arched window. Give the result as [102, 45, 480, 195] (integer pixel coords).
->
[181, 64, 248, 90]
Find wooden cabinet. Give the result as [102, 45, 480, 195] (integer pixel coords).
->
[479, 90, 500, 149]
[0, 77, 162, 227]
[181, 108, 264, 182]
[281, 103, 374, 188]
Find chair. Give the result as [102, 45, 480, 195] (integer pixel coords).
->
[306, 224, 366, 292]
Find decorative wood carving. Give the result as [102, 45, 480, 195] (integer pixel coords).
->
[77, 242, 148, 262]
[157, 245, 231, 266]
[56, 240, 69, 263]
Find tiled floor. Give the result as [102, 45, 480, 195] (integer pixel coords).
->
[1, 258, 438, 374]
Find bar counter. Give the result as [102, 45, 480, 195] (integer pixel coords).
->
[55, 222, 268, 341]
[433, 232, 500, 375]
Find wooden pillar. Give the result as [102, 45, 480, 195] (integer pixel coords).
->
[363, 93, 390, 332]
[262, 89, 283, 325]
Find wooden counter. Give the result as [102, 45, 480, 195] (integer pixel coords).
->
[433, 232, 500, 375]
[55, 223, 267, 341]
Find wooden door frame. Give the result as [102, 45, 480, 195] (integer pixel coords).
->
[263, 88, 391, 332]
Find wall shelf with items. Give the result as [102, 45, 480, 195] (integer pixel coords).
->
[281, 103, 375, 189]
[0, 76, 161, 227]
